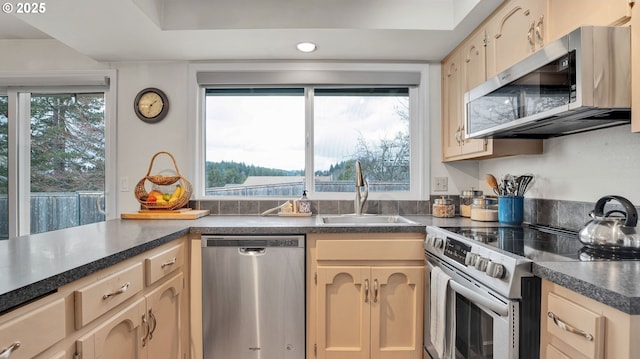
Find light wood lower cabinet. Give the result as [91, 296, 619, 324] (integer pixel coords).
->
[144, 273, 184, 359]
[2, 237, 189, 359]
[76, 297, 146, 359]
[76, 272, 184, 359]
[540, 279, 640, 359]
[0, 298, 66, 359]
[308, 233, 425, 359]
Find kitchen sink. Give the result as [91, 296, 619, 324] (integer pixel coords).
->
[317, 214, 418, 225]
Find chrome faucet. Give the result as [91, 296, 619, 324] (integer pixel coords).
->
[354, 161, 369, 215]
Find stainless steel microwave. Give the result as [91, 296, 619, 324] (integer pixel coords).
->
[465, 25, 630, 139]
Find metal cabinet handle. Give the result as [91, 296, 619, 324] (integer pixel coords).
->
[535, 15, 544, 47]
[141, 314, 150, 347]
[148, 309, 157, 340]
[161, 258, 176, 269]
[102, 282, 130, 300]
[547, 312, 594, 341]
[0, 342, 21, 359]
[528, 21, 536, 52]
[373, 279, 379, 303]
[364, 279, 369, 303]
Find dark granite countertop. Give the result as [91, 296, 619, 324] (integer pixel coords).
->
[3, 214, 640, 315]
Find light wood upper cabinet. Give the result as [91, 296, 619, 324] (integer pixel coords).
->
[548, 0, 632, 43]
[441, 53, 465, 160]
[308, 233, 425, 359]
[485, 0, 547, 78]
[441, 43, 491, 162]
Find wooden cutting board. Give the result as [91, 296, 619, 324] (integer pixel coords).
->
[121, 209, 210, 220]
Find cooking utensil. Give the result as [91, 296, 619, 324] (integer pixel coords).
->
[485, 174, 500, 195]
[578, 195, 640, 249]
[516, 174, 534, 196]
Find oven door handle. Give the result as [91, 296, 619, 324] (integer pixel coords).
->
[449, 280, 509, 317]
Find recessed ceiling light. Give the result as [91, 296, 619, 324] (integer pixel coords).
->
[296, 42, 317, 53]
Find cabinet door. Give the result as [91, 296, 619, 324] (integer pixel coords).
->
[144, 273, 183, 359]
[76, 297, 146, 359]
[459, 29, 489, 156]
[370, 267, 424, 359]
[486, 0, 547, 78]
[548, 0, 632, 42]
[441, 53, 463, 160]
[316, 266, 370, 359]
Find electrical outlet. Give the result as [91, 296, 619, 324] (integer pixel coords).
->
[434, 177, 448, 191]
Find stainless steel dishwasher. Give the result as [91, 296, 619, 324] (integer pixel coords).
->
[202, 235, 305, 359]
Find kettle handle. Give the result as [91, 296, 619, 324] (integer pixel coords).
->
[593, 195, 638, 227]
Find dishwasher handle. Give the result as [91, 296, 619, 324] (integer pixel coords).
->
[239, 247, 266, 256]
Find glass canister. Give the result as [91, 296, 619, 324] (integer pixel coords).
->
[460, 189, 483, 217]
[470, 197, 498, 222]
[432, 196, 455, 218]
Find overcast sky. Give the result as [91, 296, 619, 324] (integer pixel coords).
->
[205, 95, 407, 172]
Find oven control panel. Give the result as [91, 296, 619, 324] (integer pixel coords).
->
[425, 226, 533, 299]
[443, 237, 470, 266]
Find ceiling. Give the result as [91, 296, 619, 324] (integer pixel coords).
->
[0, 0, 502, 62]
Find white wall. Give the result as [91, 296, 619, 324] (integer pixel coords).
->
[477, 125, 640, 204]
[113, 61, 190, 212]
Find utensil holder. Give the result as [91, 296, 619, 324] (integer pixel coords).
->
[498, 196, 524, 225]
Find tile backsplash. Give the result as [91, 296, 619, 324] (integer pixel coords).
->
[192, 197, 633, 232]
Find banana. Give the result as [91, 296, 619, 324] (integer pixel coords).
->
[170, 185, 183, 201]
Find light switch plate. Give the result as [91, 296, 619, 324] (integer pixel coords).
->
[434, 177, 448, 191]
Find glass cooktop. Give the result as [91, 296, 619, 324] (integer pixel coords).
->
[441, 224, 640, 262]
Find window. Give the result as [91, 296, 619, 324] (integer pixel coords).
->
[314, 88, 410, 193]
[29, 92, 106, 234]
[0, 95, 7, 239]
[194, 63, 429, 200]
[205, 88, 305, 196]
[0, 70, 115, 238]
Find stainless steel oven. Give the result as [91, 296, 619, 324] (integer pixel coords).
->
[424, 226, 540, 359]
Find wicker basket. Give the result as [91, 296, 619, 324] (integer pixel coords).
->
[134, 152, 192, 210]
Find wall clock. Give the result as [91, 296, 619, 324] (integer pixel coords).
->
[134, 87, 169, 123]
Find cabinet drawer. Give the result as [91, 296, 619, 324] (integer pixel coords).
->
[75, 262, 144, 329]
[546, 292, 605, 359]
[317, 239, 424, 261]
[0, 298, 65, 359]
[145, 242, 184, 286]
[545, 344, 571, 359]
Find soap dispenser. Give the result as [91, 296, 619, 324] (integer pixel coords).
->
[297, 190, 312, 214]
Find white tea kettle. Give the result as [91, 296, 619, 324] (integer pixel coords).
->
[578, 195, 640, 249]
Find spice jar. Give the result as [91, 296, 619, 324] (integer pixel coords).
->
[432, 196, 455, 218]
[460, 189, 483, 218]
[470, 197, 498, 222]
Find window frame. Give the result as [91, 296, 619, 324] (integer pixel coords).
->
[189, 62, 430, 201]
[0, 70, 117, 237]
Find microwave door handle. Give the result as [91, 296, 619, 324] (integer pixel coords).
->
[449, 280, 510, 317]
